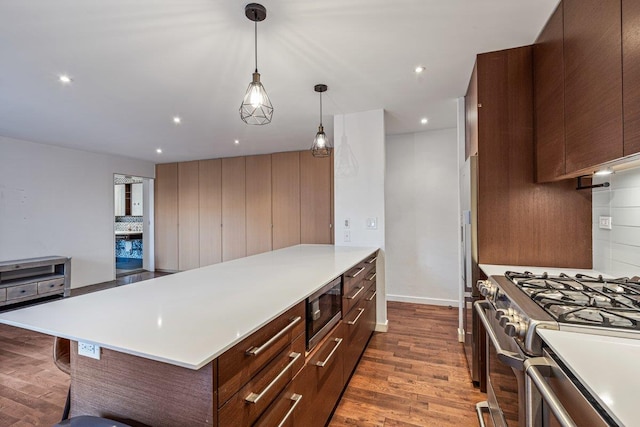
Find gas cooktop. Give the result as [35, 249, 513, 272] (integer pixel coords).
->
[506, 271, 640, 330]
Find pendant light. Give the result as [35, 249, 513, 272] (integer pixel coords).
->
[240, 3, 273, 125]
[311, 84, 331, 157]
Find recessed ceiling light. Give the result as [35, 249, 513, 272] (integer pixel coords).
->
[156, 148, 163, 154]
[58, 74, 72, 84]
[234, 139, 240, 145]
[421, 118, 428, 124]
[415, 66, 426, 74]
[173, 116, 182, 125]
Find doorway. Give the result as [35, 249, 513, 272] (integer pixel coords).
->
[114, 174, 146, 276]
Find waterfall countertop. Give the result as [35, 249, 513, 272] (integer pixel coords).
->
[0, 244, 378, 370]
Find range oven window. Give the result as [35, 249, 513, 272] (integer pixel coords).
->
[306, 277, 342, 351]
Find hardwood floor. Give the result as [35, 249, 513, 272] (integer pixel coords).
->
[329, 302, 485, 427]
[0, 290, 485, 426]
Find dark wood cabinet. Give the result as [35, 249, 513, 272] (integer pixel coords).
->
[534, 3, 565, 182]
[465, 64, 478, 159]
[467, 46, 592, 268]
[623, 0, 640, 156]
[563, 0, 623, 173]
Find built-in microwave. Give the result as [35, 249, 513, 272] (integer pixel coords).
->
[306, 277, 342, 351]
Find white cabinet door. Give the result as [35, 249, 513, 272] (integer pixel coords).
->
[114, 185, 125, 216]
[132, 183, 143, 216]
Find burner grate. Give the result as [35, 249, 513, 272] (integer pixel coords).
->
[506, 271, 640, 330]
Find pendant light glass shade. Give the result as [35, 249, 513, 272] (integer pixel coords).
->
[240, 72, 273, 125]
[240, 4, 272, 125]
[311, 84, 331, 157]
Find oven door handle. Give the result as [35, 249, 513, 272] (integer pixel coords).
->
[474, 300, 524, 371]
[525, 357, 578, 427]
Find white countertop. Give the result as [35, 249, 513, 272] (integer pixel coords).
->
[479, 264, 608, 278]
[0, 244, 377, 370]
[537, 329, 640, 427]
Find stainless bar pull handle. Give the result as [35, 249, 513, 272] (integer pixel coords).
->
[367, 273, 377, 281]
[276, 393, 303, 427]
[525, 358, 578, 427]
[366, 256, 378, 264]
[315, 338, 343, 367]
[346, 308, 365, 325]
[245, 352, 301, 404]
[475, 401, 489, 427]
[366, 291, 377, 302]
[346, 286, 364, 300]
[245, 316, 302, 356]
[474, 301, 524, 370]
[349, 267, 365, 278]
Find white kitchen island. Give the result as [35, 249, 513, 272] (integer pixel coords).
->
[0, 244, 379, 426]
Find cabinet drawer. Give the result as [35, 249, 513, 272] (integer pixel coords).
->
[0, 288, 5, 302]
[7, 283, 38, 301]
[343, 262, 366, 296]
[218, 334, 305, 427]
[253, 377, 306, 427]
[295, 323, 346, 427]
[342, 281, 367, 316]
[218, 302, 305, 405]
[343, 300, 372, 381]
[38, 277, 65, 294]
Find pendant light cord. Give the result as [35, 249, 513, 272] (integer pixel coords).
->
[319, 92, 323, 126]
[254, 20, 258, 73]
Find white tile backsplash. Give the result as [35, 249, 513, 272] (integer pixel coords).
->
[593, 167, 640, 277]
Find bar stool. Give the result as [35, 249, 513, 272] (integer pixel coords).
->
[53, 337, 71, 421]
[53, 415, 131, 426]
[52, 338, 133, 427]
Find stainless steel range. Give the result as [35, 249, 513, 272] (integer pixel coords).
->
[475, 271, 640, 427]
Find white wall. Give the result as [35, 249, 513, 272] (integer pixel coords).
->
[0, 136, 155, 288]
[593, 166, 640, 277]
[385, 128, 460, 306]
[334, 109, 387, 329]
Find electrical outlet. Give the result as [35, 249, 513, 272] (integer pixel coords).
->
[343, 230, 351, 242]
[599, 216, 612, 230]
[78, 341, 101, 360]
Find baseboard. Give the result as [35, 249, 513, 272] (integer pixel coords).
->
[375, 320, 389, 333]
[386, 294, 459, 307]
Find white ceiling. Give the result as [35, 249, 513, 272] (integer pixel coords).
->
[0, 0, 559, 163]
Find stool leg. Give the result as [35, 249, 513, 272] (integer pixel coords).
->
[61, 386, 71, 421]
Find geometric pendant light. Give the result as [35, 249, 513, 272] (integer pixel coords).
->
[311, 84, 331, 157]
[239, 3, 274, 125]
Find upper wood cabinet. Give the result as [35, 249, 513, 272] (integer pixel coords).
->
[272, 152, 301, 250]
[155, 163, 178, 271]
[464, 64, 478, 159]
[246, 155, 273, 256]
[199, 159, 222, 267]
[534, 3, 565, 182]
[466, 47, 592, 268]
[564, 0, 623, 174]
[534, 0, 640, 180]
[300, 151, 332, 244]
[222, 157, 247, 262]
[623, 0, 640, 156]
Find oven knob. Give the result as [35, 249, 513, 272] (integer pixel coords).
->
[495, 309, 509, 320]
[498, 315, 512, 327]
[505, 321, 526, 339]
[477, 280, 488, 296]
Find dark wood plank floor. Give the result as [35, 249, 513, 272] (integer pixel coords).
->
[0, 279, 484, 426]
[330, 302, 485, 427]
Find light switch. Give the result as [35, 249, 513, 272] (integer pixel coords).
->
[344, 218, 350, 229]
[599, 216, 612, 230]
[366, 217, 378, 230]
